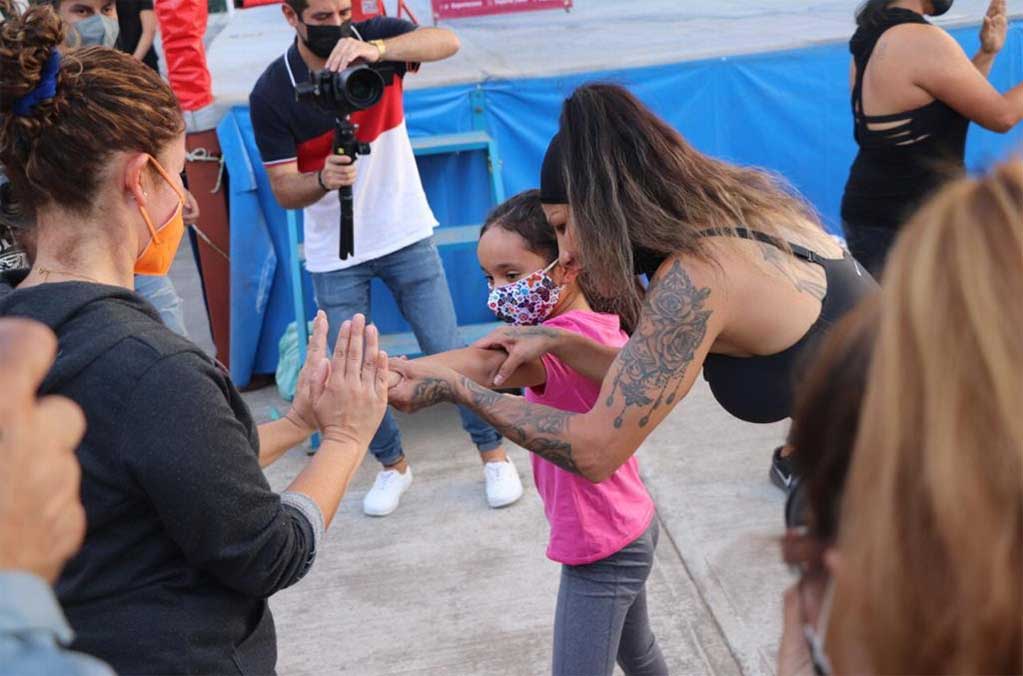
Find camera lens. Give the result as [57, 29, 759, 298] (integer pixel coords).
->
[344, 68, 384, 108]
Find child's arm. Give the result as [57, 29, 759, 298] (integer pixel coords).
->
[420, 347, 546, 389]
[386, 347, 546, 390]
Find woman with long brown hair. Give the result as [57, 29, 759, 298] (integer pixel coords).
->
[388, 83, 876, 490]
[780, 159, 1023, 676]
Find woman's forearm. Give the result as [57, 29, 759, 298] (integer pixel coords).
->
[257, 416, 311, 468]
[286, 438, 368, 529]
[973, 49, 997, 78]
[434, 374, 616, 482]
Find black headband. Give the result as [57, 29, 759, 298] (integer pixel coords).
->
[539, 132, 567, 204]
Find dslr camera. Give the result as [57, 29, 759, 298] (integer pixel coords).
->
[294, 62, 398, 260]
[295, 62, 397, 116]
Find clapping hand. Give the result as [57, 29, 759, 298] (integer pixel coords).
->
[286, 311, 330, 434]
[311, 313, 389, 447]
[980, 0, 1007, 55]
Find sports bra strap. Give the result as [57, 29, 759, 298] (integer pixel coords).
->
[698, 227, 819, 264]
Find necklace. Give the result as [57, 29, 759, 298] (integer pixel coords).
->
[36, 267, 104, 285]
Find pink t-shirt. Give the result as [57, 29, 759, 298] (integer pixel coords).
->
[526, 310, 656, 566]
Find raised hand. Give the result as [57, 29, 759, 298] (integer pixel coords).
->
[471, 325, 563, 386]
[286, 310, 330, 434]
[980, 0, 1007, 55]
[312, 313, 389, 447]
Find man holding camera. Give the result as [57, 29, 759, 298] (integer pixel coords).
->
[250, 0, 522, 516]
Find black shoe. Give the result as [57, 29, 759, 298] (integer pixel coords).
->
[770, 446, 796, 493]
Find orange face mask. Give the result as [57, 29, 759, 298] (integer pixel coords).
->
[135, 156, 185, 276]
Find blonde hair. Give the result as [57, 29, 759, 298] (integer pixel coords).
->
[829, 159, 1023, 674]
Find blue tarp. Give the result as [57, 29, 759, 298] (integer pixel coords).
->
[218, 21, 1022, 387]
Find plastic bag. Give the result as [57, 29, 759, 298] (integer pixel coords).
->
[276, 320, 313, 402]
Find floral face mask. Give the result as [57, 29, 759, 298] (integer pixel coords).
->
[487, 260, 562, 326]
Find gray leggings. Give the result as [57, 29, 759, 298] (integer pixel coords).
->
[552, 519, 668, 676]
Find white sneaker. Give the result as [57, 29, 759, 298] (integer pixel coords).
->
[484, 459, 523, 508]
[363, 467, 413, 517]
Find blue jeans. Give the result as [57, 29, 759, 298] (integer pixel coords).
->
[311, 236, 502, 466]
[134, 274, 188, 338]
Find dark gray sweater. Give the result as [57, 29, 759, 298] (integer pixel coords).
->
[0, 270, 321, 675]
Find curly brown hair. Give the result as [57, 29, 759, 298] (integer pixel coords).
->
[0, 0, 183, 219]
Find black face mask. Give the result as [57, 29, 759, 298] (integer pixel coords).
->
[929, 0, 953, 16]
[301, 21, 352, 59]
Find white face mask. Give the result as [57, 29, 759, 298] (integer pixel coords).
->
[73, 15, 119, 48]
[803, 578, 836, 676]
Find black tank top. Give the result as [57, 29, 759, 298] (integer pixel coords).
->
[635, 228, 877, 424]
[841, 8, 969, 230]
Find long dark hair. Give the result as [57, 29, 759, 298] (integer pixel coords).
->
[556, 83, 820, 331]
[481, 190, 637, 333]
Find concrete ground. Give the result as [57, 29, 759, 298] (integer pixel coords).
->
[173, 242, 792, 676]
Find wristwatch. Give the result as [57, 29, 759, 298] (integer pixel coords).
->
[370, 39, 387, 61]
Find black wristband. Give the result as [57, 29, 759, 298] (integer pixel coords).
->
[316, 169, 329, 192]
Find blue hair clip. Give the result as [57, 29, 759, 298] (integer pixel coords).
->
[12, 50, 62, 117]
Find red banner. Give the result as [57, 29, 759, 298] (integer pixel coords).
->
[432, 0, 571, 21]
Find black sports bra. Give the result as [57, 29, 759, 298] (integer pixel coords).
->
[636, 228, 877, 424]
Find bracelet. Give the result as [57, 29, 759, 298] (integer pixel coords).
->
[370, 39, 387, 60]
[316, 169, 329, 192]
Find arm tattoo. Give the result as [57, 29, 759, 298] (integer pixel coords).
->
[758, 242, 826, 301]
[410, 377, 457, 408]
[606, 260, 712, 429]
[458, 376, 580, 475]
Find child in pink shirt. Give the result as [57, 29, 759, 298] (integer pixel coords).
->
[416, 191, 666, 675]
